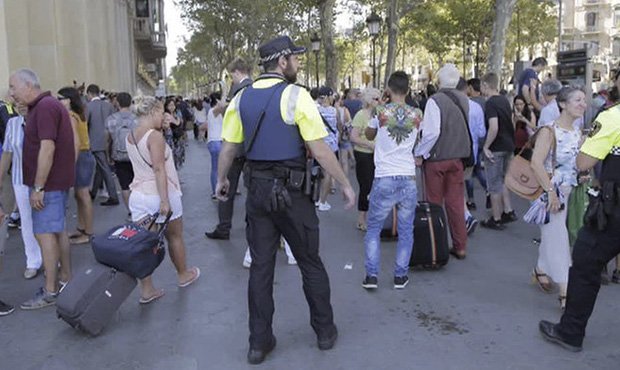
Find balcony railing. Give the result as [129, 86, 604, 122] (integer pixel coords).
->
[134, 18, 151, 41]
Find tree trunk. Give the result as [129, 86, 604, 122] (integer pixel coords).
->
[319, 0, 337, 89]
[486, 0, 517, 75]
[384, 0, 399, 86]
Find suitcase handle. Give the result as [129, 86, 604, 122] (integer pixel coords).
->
[146, 211, 174, 242]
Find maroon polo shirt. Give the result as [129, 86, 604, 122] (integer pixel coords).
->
[23, 91, 75, 191]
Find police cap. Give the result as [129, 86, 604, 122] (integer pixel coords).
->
[259, 36, 306, 65]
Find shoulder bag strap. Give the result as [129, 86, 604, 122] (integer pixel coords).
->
[442, 91, 474, 159]
[320, 114, 337, 134]
[130, 130, 153, 168]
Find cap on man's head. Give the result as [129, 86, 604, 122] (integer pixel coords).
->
[318, 86, 333, 97]
[259, 36, 306, 65]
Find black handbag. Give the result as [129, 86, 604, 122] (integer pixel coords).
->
[92, 212, 172, 279]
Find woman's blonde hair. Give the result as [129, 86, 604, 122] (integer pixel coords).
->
[360, 88, 381, 107]
[133, 95, 162, 117]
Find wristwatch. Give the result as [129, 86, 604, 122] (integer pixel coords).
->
[34, 185, 44, 193]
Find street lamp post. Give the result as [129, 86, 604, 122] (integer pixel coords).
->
[311, 32, 321, 87]
[366, 11, 381, 88]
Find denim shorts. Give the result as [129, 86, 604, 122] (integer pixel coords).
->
[32, 190, 69, 234]
[75, 151, 95, 188]
[485, 151, 512, 194]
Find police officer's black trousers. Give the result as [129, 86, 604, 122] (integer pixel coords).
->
[215, 156, 245, 233]
[558, 207, 620, 346]
[245, 178, 336, 349]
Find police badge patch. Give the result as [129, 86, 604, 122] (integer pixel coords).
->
[589, 121, 602, 138]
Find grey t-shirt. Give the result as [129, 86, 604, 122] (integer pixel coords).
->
[87, 99, 116, 151]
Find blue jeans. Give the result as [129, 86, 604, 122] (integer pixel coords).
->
[207, 140, 222, 194]
[364, 176, 417, 277]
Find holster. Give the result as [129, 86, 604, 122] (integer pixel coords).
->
[584, 183, 617, 232]
[310, 165, 324, 203]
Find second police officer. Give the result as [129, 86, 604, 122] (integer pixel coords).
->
[215, 36, 356, 364]
[539, 92, 620, 352]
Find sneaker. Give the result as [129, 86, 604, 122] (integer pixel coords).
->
[7, 216, 20, 229]
[501, 210, 518, 223]
[612, 269, 620, 284]
[362, 275, 378, 289]
[243, 249, 252, 269]
[394, 275, 409, 289]
[100, 198, 120, 206]
[466, 201, 477, 210]
[317, 202, 331, 212]
[23, 268, 38, 280]
[0, 300, 15, 316]
[20, 287, 58, 310]
[466, 216, 479, 235]
[480, 217, 505, 231]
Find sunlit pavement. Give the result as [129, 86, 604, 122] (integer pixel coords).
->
[1, 139, 618, 369]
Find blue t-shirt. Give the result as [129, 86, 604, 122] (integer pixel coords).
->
[343, 99, 362, 119]
[517, 68, 538, 98]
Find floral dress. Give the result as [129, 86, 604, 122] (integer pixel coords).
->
[551, 123, 581, 188]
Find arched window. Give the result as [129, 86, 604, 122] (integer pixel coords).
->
[586, 12, 597, 28]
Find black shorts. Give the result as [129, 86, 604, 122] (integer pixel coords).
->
[114, 161, 134, 190]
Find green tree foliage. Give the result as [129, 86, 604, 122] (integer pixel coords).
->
[171, 0, 312, 94]
[505, 0, 557, 62]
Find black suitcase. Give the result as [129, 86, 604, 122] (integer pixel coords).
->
[380, 206, 398, 241]
[410, 201, 449, 269]
[56, 263, 137, 336]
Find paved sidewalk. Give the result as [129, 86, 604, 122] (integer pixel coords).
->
[0, 140, 619, 369]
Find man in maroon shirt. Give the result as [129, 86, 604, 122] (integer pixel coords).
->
[9, 68, 75, 310]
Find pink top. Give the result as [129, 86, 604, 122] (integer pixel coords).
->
[127, 129, 182, 196]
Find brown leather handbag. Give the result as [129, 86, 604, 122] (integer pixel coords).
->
[505, 126, 555, 200]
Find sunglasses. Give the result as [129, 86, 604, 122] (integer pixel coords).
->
[57, 96, 69, 101]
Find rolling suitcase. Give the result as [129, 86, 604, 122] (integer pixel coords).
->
[56, 263, 137, 336]
[380, 206, 398, 241]
[410, 201, 449, 268]
[409, 167, 450, 269]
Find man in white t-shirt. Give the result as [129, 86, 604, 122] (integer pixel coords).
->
[362, 71, 422, 290]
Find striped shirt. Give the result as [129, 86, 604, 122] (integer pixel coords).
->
[2, 115, 25, 185]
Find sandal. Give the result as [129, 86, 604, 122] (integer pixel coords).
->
[68, 228, 86, 239]
[531, 269, 554, 293]
[356, 223, 367, 231]
[178, 267, 200, 288]
[70, 233, 92, 245]
[139, 289, 165, 304]
[558, 295, 566, 310]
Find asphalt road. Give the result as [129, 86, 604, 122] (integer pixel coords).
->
[0, 140, 619, 370]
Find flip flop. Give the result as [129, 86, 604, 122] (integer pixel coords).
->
[139, 289, 165, 304]
[178, 267, 200, 288]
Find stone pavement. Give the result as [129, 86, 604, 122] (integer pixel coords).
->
[1, 140, 619, 370]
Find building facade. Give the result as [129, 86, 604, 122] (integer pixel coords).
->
[0, 0, 166, 96]
[561, 0, 620, 85]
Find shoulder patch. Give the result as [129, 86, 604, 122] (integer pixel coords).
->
[588, 120, 602, 138]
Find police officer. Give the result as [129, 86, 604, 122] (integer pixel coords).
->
[539, 102, 620, 352]
[216, 36, 355, 364]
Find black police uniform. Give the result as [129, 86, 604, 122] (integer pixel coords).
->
[231, 73, 337, 352]
[543, 105, 620, 349]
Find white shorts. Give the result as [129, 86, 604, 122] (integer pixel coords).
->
[129, 191, 183, 223]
